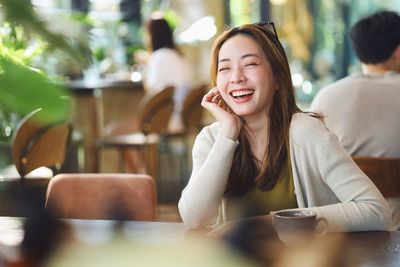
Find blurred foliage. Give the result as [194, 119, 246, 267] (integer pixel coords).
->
[0, 56, 70, 123]
[0, 0, 92, 141]
[0, 106, 19, 142]
[0, 23, 46, 65]
[164, 9, 180, 30]
[93, 46, 106, 62]
[0, 0, 90, 66]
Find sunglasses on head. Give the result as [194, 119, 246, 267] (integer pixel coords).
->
[229, 21, 279, 39]
[254, 21, 279, 39]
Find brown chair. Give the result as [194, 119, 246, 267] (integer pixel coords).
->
[181, 83, 208, 133]
[0, 109, 71, 216]
[97, 86, 174, 175]
[156, 84, 208, 202]
[352, 157, 400, 198]
[45, 173, 157, 221]
[12, 109, 71, 178]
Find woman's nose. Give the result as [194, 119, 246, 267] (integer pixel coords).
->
[230, 67, 246, 83]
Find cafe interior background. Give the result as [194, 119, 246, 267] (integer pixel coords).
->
[0, 0, 399, 205]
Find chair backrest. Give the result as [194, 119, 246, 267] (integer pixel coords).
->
[352, 157, 400, 198]
[45, 173, 157, 221]
[12, 109, 71, 177]
[137, 86, 174, 135]
[181, 83, 208, 131]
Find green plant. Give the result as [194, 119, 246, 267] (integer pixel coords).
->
[0, 0, 91, 141]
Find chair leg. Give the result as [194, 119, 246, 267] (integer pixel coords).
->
[136, 148, 146, 173]
[120, 149, 138, 173]
[95, 147, 102, 173]
[131, 145, 158, 178]
[115, 145, 158, 179]
[147, 144, 158, 180]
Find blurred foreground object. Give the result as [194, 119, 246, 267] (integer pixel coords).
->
[45, 173, 157, 221]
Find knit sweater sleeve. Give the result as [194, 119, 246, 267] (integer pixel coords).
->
[178, 124, 239, 229]
[289, 114, 391, 232]
[312, 131, 392, 231]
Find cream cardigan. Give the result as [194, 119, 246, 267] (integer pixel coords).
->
[178, 113, 391, 231]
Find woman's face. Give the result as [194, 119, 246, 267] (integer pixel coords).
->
[216, 34, 276, 121]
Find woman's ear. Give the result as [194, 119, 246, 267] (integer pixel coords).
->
[393, 45, 400, 60]
[391, 45, 400, 71]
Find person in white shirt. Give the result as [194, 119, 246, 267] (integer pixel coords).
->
[178, 22, 391, 232]
[310, 10, 400, 230]
[137, 13, 194, 132]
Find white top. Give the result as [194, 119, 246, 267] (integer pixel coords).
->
[178, 113, 391, 231]
[310, 71, 400, 157]
[146, 48, 193, 93]
[145, 48, 194, 131]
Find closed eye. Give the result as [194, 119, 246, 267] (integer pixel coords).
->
[218, 67, 230, 72]
[245, 63, 258, 67]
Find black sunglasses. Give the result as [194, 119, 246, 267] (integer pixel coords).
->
[254, 21, 279, 39]
[229, 21, 279, 40]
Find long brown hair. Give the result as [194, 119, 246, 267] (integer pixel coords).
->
[147, 17, 176, 52]
[210, 24, 302, 196]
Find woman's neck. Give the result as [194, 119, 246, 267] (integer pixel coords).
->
[244, 114, 270, 163]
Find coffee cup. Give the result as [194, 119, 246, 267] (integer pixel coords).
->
[272, 209, 328, 246]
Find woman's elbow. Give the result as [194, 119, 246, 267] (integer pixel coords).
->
[378, 204, 392, 230]
[178, 198, 204, 229]
[368, 202, 392, 231]
[178, 198, 217, 229]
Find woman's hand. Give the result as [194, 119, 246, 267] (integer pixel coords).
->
[201, 87, 242, 140]
[134, 50, 149, 65]
[206, 220, 236, 239]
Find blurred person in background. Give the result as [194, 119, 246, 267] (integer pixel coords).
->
[135, 12, 194, 132]
[310, 10, 400, 230]
[178, 23, 391, 232]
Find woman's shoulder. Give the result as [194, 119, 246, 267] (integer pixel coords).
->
[150, 48, 190, 70]
[152, 48, 180, 59]
[290, 113, 333, 143]
[291, 112, 323, 126]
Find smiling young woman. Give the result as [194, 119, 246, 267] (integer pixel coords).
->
[178, 23, 391, 232]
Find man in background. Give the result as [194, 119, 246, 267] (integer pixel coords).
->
[311, 10, 400, 230]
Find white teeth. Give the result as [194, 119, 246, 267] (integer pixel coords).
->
[231, 90, 254, 97]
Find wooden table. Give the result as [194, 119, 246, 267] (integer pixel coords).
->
[1, 216, 399, 267]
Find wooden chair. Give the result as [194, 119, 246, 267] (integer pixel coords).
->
[12, 108, 71, 178]
[181, 83, 208, 133]
[45, 173, 157, 221]
[97, 86, 174, 176]
[157, 83, 208, 202]
[352, 157, 400, 198]
[0, 108, 71, 216]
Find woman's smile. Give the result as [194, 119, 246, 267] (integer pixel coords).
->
[230, 89, 255, 102]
